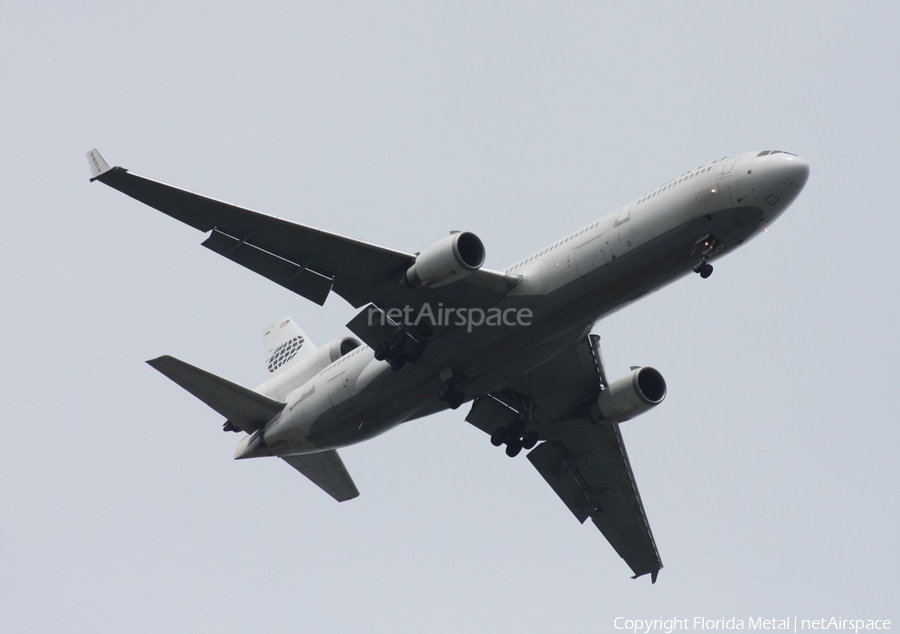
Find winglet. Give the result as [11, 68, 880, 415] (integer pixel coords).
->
[86, 148, 111, 181]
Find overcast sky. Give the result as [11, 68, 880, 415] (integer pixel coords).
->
[2, 2, 898, 632]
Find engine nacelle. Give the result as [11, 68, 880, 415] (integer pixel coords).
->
[592, 366, 667, 424]
[406, 232, 486, 288]
[260, 336, 361, 400]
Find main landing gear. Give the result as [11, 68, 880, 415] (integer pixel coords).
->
[491, 421, 539, 457]
[373, 330, 425, 372]
[489, 399, 538, 457]
[438, 381, 466, 410]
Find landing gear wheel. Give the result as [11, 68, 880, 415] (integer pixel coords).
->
[438, 383, 453, 401]
[390, 331, 406, 351]
[405, 342, 424, 364]
[390, 357, 406, 372]
[521, 430, 539, 450]
[373, 342, 390, 361]
[490, 427, 508, 447]
[505, 439, 523, 458]
[699, 263, 713, 279]
[447, 391, 465, 410]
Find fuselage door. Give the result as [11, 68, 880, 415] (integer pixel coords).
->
[327, 370, 354, 414]
[720, 155, 737, 176]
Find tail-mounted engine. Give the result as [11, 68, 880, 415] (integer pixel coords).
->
[406, 231, 486, 288]
[592, 367, 667, 423]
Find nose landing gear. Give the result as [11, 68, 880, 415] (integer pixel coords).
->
[693, 234, 722, 279]
[693, 261, 714, 279]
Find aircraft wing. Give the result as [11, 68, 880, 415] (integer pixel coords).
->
[527, 420, 662, 582]
[466, 336, 662, 582]
[88, 150, 515, 316]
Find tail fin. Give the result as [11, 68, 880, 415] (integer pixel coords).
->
[263, 317, 317, 376]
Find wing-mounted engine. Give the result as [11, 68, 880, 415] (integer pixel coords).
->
[406, 231, 486, 288]
[592, 367, 667, 423]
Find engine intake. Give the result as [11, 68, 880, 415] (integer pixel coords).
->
[406, 232, 486, 288]
[593, 366, 667, 424]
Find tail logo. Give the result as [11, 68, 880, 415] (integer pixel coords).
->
[267, 336, 304, 373]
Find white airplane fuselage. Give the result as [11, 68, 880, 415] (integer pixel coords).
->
[236, 150, 809, 460]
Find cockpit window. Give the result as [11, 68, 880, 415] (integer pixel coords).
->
[757, 150, 798, 157]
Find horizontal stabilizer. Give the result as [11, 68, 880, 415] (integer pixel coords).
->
[147, 355, 285, 434]
[282, 451, 360, 502]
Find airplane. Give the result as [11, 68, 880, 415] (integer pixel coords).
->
[87, 147, 809, 582]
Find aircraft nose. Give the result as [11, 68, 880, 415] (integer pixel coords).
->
[764, 151, 809, 191]
[751, 151, 809, 212]
[780, 153, 810, 191]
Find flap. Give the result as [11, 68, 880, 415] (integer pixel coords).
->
[203, 229, 334, 305]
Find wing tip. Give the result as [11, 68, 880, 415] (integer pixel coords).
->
[336, 489, 361, 503]
[631, 567, 661, 584]
[145, 355, 173, 371]
[86, 148, 112, 181]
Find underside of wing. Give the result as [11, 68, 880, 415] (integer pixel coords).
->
[466, 336, 662, 582]
[527, 421, 661, 582]
[89, 154, 515, 320]
[93, 164, 412, 307]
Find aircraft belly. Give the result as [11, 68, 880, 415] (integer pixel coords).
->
[263, 206, 765, 457]
[459, 207, 765, 399]
[564, 206, 763, 313]
[265, 358, 432, 453]
[305, 389, 423, 449]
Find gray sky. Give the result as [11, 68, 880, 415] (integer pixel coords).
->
[2, 2, 898, 632]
